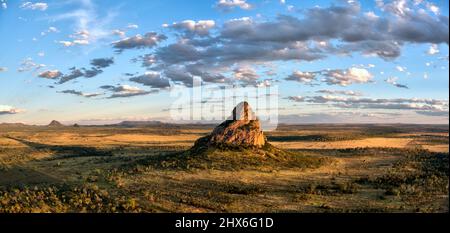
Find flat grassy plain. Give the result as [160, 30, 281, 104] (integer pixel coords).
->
[0, 124, 448, 213]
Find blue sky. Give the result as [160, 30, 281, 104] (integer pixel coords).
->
[0, 0, 448, 125]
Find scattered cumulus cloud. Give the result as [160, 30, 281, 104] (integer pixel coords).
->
[426, 2, 440, 15]
[58, 40, 89, 47]
[58, 67, 85, 84]
[56, 57, 115, 84]
[385, 77, 409, 89]
[140, 1, 449, 88]
[59, 90, 102, 98]
[287, 96, 305, 102]
[0, 105, 23, 115]
[285, 71, 317, 85]
[286, 5, 294, 12]
[163, 20, 216, 36]
[127, 24, 139, 29]
[427, 44, 440, 55]
[316, 89, 363, 96]
[41, 26, 59, 36]
[233, 66, 260, 84]
[287, 95, 448, 115]
[101, 85, 157, 98]
[90, 57, 114, 68]
[112, 29, 126, 37]
[322, 68, 373, 86]
[17, 58, 46, 72]
[1, 0, 6, 10]
[52, 0, 118, 47]
[38, 70, 63, 79]
[395, 65, 406, 72]
[129, 72, 171, 89]
[216, 0, 252, 11]
[82, 67, 103, 78]
[20, 2, 48, 11]
[112, 32, 167, 52]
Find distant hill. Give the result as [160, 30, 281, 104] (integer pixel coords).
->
[48, 120, 64, 127]
[110, 121, 182, 128]
[116, 121, 164, 127]
[0, 123, 27, 127]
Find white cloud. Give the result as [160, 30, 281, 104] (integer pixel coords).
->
[112, 29, 126, 37]
[127, 24, 139, 29]
[58, 39, 89, 47]
[323, 68, 373, 86]
[316, 89, 363, 96]
[0, 105, 23, 115]
[129, 72, 171, 89]
[101, 85, 157, 98]
[287, 96, 305, 102]
[233, 66, 259, 83]
[38, 70, 63, 79]
[0, 67, 7, 72]
[216, 0, 252, 11]
[426, 2, 439, 15]
[386, 76, 408, 88]
[364, 11, 379, 19]
[396, 65, 406, 72]
[41, 26, 59, 36]
[287, 95, 448, 114]
[57, 29, 91, 47]
[256, 79, 272, 87]
[71, 29, 90, 39]
[52, 0, 117, 48]
[1, 0, 7, 9]
[59, 90, 102, 98]
[20, 2, 48, 11]
[112, 33, 167, 52]
[286, 71, 317, 84]
[164, 20, 216, 36]
[427, 44, 439, 55]
[286, 67, 373, 86]
[37, 52, 45, 57]
[17, 57, 46, 72]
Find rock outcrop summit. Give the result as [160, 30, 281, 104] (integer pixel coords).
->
[193, 101, 266, 149]
[48, 120, 63, 127]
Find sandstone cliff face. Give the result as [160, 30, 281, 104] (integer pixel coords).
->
[195, 101, 266, 148]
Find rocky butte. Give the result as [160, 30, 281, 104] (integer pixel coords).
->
[153, 101, 325, 170]
[193, 101, 266, 149]
[48, 120, 64, 127]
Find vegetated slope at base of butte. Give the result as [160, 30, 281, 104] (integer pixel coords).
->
[140, 102, 329, 171]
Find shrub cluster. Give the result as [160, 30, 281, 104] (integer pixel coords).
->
[0, 184, 140, 213]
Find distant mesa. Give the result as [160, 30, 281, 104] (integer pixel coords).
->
[73, 123, 80, 127]
[48, 120, 64, 127]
